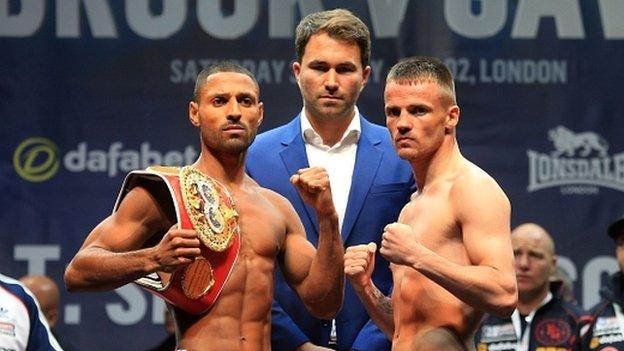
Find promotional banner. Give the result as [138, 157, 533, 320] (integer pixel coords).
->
[2, 1, 623, 349]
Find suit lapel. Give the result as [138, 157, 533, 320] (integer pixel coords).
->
[278, 116, 319, 237]
[341, 118, 383, 242]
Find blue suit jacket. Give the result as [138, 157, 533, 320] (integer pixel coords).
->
[246, 114, 415, 351]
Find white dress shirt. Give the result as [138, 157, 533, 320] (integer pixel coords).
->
[300, 107, 361, 231]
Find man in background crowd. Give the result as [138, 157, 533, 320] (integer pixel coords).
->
[0, 273, 62, 350]
[475, 223, 587, 350]
[20, 274, 77, 350]
[583, 215, 624, 350]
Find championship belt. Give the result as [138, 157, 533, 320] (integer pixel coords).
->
[113, 165, 240, 314]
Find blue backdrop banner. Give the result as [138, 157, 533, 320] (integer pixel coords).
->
[2, 1, 623, 349]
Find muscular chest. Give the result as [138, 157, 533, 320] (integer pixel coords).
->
[232, 191, 283, 259]
[401, 189, 460, 252]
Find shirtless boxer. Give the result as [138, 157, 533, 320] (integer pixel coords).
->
[344, 56, 517, 350]
[64, 62, 344, 351]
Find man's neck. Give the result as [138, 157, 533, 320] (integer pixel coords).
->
[192, 151, 246, 188]
[412, 137, 461, 190]
[517, 289, 550, 315]
[305, 108, 356, 147]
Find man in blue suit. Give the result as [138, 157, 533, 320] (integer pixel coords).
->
[246, 9, 414, 351]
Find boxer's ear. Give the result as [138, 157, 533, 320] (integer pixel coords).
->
[189, 101, 200, 127]
[293, 62, 302, 86]
[445, 105, 459, 132]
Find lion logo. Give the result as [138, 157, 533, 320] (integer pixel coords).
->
[548, 126, 608, 157]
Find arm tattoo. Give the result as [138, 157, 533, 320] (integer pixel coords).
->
[371, 285, 393, 315]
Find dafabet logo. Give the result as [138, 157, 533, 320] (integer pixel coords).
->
[13, 138, 198, 182]
[527, 126, 624, 195]
[13, 137, 60, 182]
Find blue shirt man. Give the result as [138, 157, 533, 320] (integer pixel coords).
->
[246, 8, 414, 351]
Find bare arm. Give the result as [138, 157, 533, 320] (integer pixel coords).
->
[380, 175, 517, 317]
[344, 243, 394, 338]
[64, 186, 201, 292]
[277, 167, 344, 319]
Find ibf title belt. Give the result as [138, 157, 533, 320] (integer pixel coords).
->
[113, 165, 240, 314]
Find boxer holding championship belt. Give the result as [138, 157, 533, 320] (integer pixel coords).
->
[114, 165, 239, 314]
[64, 63, 345, 349]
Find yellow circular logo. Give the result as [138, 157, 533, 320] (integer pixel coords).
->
[13, 137, 60, 182]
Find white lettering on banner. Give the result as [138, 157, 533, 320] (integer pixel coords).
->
[107, 285, 147, 325]
[0, 0, 44, 36]
[63, 142, 198, 177]
[527, 126, 624, 194]
[268, 0, 323, 38]
[170, 58, 386, 85]
[511, 0, 585, 39]
[527, 152, 624, 192]
[152, 296, 166, 323]
[170, 58, 288, 85]
[56, 0, 118, 38]
[368, 0, 409, 38]
[14, 245, 60, 275]
[557, 256, 578, 281]
[444, 0, 507, 39]
[444, 57, 567, 85]
[479, 59, 567, 84]
[2, 0, 624, 39]
[126, 0, 186, 39]
[583, 256, 618, 309]
[197, 0, 259, 39]
[598, 0, 624, 39]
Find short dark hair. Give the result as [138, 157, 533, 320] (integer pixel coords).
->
[193, 61, 259, 102]
[386, 56, 457, 105]
[608, 215, 624, 240]
[295, 8, 371, 67]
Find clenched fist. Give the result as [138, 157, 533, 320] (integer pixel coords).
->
[344, 242, 377, 291]
[290, 167, 335, 215]
[380, 222, 420, 266]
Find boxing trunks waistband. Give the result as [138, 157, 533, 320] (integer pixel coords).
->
[113, 165, 240, 314]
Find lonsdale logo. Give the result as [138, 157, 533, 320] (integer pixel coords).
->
[13, 137, 60, 182]
[527, 126, 624, 194]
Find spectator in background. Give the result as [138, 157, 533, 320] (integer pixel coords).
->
[475, 223, 587, 350]
[20, 274, 76, 351]
[0, 273, 63, 350]
[19, 275, 60, 330]
[582, 214, 624, 350]
[246, 8, 414, 351]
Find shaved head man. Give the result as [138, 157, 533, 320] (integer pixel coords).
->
[475, 223, 587, 351]
[512, 223, 556, 312]
[20, 275, 60, 328]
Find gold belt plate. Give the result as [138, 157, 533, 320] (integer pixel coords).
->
[179, 166, 239, 252]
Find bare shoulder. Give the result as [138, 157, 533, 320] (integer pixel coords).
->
[397, 195, 417, 223]
[450, 161, 510, 212]
[114, 184, 174, 232]
[244, 176, 295, 215]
